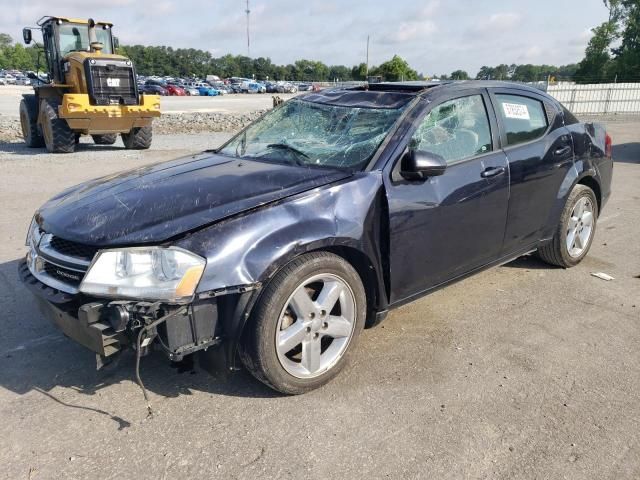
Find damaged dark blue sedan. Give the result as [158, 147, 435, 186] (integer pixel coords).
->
[21, 81, 613, 394]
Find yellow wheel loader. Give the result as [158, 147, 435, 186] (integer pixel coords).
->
[20, 16, 161, 153]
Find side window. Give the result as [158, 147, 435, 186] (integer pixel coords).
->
[410, 95, 492, 165]
[495, 94, 548, 146]
[561, 105, 579, 126]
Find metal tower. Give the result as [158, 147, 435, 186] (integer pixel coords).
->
[245, 0, 251, 57]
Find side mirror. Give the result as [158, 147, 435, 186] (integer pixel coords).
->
[113, 36, 120, 49]
[23, 28, 32, 45]
[400, 149, 447, 180]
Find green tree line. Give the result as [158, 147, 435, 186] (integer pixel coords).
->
[0, 33, 419, 82]
[0, 34, 581, 84]
[0, 33, 40, 70]
[119, 47, 420, 82]
[575, 0, 640, 83]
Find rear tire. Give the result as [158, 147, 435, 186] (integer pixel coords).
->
[40, 98, 75, 153]
[239, 252, 366, 394]
[121, 126, 152, 150]
[19, 95, 45, 148]
[537, 184, 598, 268]
[92, 133, 118, 145]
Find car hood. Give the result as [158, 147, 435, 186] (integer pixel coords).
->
[37, 152, 351, 246]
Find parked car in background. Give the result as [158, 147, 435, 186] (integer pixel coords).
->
[0, 77, 7, 86]
[15, 76, 31, 86]
[265, 82, 279, 93]
[197, 85, 220, 96]
[140, 83, 168, 96]
[276, 82, 298, 93]
[243, 81, 265, 93]
[164, 83, 187, 96]
[18, 81, 613, 395]
[143, 80, 170, 96]
[297, 83, 313, 92]
[180, 84, 200, 96]
[2, 74, 16, 85]
[210, 83, 228, 94]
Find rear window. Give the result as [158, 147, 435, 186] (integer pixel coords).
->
[562, 105, 579, 126]
[496, 94, 548, 146]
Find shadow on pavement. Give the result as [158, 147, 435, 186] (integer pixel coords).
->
[0, 141, 126, 155]
[502, 254, 554, 270]
[0, 257, 279, 420]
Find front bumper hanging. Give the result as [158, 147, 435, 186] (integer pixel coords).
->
[19, 260, 219, 361]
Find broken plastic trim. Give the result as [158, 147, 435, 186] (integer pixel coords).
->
[135, 305, 187, 416]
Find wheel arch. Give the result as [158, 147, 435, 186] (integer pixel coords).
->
[218, 243, 383, 371]
[248, 239, 384, 325]
[576, 175, 602, 213]
[540, 166, 601, 243]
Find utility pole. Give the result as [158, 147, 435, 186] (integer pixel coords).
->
[245, 0, 251, 57]
[365, 35, 370, 79]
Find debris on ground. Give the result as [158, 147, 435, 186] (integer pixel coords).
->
[591, 272, 615, 281]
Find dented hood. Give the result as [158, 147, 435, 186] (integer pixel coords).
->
[37, 152, 351, 246]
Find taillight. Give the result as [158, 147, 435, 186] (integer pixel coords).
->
[605, 133, 613, 159]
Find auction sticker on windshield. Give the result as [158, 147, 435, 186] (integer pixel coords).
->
[502, 102, 530, 120]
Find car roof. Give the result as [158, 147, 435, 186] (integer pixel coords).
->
[365, 80, 549, 98]
[299, 80, 552, 110]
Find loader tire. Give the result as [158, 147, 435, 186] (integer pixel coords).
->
[122, 126, 152, 150]
[19, 95, 45, 148]
[40, 99, 75, 153]
[92, 133, 118, 145]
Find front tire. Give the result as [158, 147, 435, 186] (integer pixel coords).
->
[538, 184, 598, 268]
[121, 126, 152, 150]
[40, 98, 75, 153]
[240, 252, 366, 394]
[92, 133, 118, 145]
[19, 95, 45, 148]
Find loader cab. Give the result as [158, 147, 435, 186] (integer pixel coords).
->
[30, 17, 116, 83]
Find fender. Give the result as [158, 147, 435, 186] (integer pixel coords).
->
[175, 172, 389, 364]
[539, 157, 602, 243]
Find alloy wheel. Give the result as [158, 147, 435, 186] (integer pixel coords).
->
[566, 196, 594, 258]
[275, 273, 356, 379]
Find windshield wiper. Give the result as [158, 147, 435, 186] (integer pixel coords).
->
[267, 143, 310, 163]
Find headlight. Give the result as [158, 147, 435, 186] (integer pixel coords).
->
[80, 247, 206, 301]
[25, 216, 42, 247]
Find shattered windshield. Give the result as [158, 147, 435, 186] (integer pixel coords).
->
[219, 99, 405, 170]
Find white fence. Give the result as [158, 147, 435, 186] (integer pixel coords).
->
[547, 82, 640, 115]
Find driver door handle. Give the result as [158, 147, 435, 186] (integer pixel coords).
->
[481, 166, 506, 178]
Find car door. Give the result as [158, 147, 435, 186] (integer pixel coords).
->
[488, 89, 574, 255]
[384, 90, 510, 304]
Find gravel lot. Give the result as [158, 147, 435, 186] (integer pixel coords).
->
[0, 85, 298, 116]
[0, 110, 639, 478]
[0, 86, 298, 142]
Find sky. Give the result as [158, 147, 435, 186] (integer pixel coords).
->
[0, 0, 610, 76]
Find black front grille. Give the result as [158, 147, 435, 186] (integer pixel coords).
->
[85, 59, 138, 106]
[49, 236, 99, 261]
[43, 262, 84, 286]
